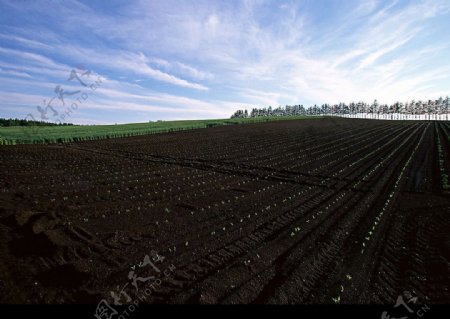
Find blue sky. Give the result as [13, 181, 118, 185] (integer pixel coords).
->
[0, 0, 449, 124]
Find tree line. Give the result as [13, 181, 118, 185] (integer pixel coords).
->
[0, 118, 74, 127]
[231, 97, 450, 118]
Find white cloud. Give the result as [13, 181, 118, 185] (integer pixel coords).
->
[53, 46, 209, 90]
[0, 47, 66, 69]
[0, 34, 52, 50]
[175, 62, 214, 81]
[0, 67, 32, 78]
[1, 0, 450, 122]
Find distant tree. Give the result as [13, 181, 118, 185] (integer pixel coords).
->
[230, 96, 450, 119]
[371, 99, 379, 114]
[231, 109, 249, 118]
[0, 117, 74, 127]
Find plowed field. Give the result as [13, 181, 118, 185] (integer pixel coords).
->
[1, 118, 449, 304]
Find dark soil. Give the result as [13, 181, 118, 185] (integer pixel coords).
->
[0, 118, 449, 304]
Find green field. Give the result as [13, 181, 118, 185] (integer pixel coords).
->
[0, 116, 319, 145]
